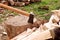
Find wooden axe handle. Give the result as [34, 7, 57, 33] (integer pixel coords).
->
[0, 3, 30, 16]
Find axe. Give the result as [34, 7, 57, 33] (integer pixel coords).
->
[0, 3, 35, 24]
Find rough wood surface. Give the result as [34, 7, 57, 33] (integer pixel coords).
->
[11, 27, 37, 40]
[3, 15, 37, 39]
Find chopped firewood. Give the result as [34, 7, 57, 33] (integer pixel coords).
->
[14, 2, 25, 7]
[0, 0, 41, 6]
[8, 0, 15, 6]
[1, 1, 8, 5]
[24, 2, 30, 5]
[20, 27, 54, 40]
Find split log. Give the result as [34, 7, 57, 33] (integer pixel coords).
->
[21, 28, 55, 40]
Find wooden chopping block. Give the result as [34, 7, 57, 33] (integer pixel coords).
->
[4, 15, 48, 39]
[4, 15, 37, 39]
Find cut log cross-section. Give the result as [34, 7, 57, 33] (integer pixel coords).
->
[3, 15, 37, 39]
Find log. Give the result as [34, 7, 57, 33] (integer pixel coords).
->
[4, 15, 31, 39]
[4, 15, 37, 39]
[20, 27, 55, 40]
[11, 27, 37, 40]
[14, 2, 25, 7]
[0, 3, 30, 16]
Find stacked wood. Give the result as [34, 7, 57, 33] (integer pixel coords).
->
[14, 2, 25, 7]
[0, 0, 41, 6]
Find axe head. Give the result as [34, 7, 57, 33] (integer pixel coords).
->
[28, 12, 35, 24]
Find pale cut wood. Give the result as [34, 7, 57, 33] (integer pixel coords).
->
[21, 28, 55, 40]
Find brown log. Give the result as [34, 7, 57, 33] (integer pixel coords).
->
[0, 3, 30, 16]
[11, 27, 37, 40]
[4, 15, 37, 39]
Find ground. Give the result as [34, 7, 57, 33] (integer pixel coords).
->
[0, 0, 60, 23]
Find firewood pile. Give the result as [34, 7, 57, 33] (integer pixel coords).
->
[0, 0, 41, 6]
[0, 4, 60, 40]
